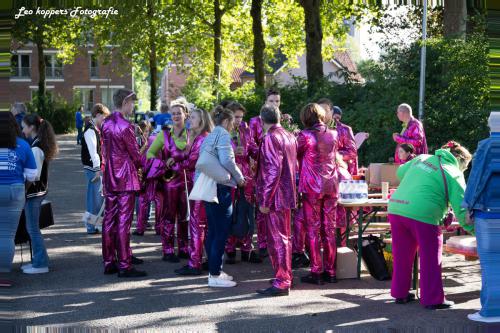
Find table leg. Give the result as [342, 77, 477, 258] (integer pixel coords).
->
[357, 208, 364, 279]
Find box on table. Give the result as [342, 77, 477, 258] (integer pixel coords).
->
[366, 163, 400, 187]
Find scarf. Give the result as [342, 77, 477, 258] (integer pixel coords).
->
[171, 127, 188, 150]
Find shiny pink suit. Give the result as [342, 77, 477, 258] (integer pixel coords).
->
[159, 129, 190, 256]
[249, 116, 267, 250]
[175, 132, 208, 269]
[394, 117, 428, 163]
[101, 112, 142, 271]
[297, 123, 339, 278]
[226, 121, 259, 254]
[336, 121, 358, 176]
[256, 124, 297, 290]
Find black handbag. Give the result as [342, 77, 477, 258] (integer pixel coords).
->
[15, 200, 54, 245]
[355, 234, 391, 281]
[230, 188, 255, 238]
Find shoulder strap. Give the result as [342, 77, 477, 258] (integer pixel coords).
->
[438, 156, 450, 208]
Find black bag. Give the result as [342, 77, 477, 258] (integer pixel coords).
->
[230, 188, 255, 239]
[15, 200, 54, 245]
[356, 234, 391, 281]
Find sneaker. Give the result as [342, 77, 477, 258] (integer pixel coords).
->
[395, 293, 416, 304]
[225, 251, 237, 265]
[104, 266, 119, 275]
[21, 263, 32, 270]
[425, 300, 454, 310]
[131, 256, 144, 265]
[322, 272, 338, 283]
[175, 265, 202, 276]
[208, 274, 237, 288]
[219, 271, 233, 281]
[117, 268, 147, 278]
[22, 266, 49, 274]
[162, 253, 180, 263]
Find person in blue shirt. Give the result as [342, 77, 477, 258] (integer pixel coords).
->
[0, 112, 37, 287]
[11, 103, 27, 136]
[76, 105, 84, 145]
[153, 104, 172, 128]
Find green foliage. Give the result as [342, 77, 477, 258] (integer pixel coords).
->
[27, 94, 78, 134]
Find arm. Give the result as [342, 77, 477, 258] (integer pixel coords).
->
[23, 144, 37, 182]
[123, 125, 142, 168]
[449, 173, 474, 234]
[31, 147, 45, 181]
[394, 122, 424, 148]
[296, 131, 308, 163]
[147, 132, 165, 159]
[217, 132, 244, 184]
[84, 130, 100, 170]
[338, 126, 357, 161]
[260, 135, 283, 209]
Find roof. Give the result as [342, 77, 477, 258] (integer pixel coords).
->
[332, 51, 364, 82]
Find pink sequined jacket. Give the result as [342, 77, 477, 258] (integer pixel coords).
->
[394, 117, 428, 163]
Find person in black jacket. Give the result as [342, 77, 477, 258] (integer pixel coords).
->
[21, 114, 58, 274]
[81, 104, 110, 234]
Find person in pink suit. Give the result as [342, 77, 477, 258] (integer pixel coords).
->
[174, 108, 214, 275]
[134, 121, 154, 236]
[147, 101, 190, 263]
[296, 103, 339, 285]
[224, 102, 262, 264]
[255, 105, 297, 297]
[249, 88, 281, 259]
[101, 89, 146, 278]
[393, 103, 428, 164]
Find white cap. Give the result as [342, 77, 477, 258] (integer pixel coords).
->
[488, 112, 500, 133]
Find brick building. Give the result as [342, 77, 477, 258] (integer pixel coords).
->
[5, 43, 132, 112]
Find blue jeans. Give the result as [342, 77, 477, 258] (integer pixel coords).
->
[77, 126, 83, 144]
[25, 195, 49, 268]
[84, 169, 103, 233]
[204, 184, 233, 276]
[0, 184, 25, 272]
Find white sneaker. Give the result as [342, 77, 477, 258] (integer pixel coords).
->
[22, 266, 49, 274]
[219, 271, 233, 281]
[208, 274, 237, 287]
[21, 264, 32, 270]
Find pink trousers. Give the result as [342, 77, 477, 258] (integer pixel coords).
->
[389, 214, 445, 306]
[102, 192, 135, 271]
[266, 209, 293, 290]
[292, 207, 306, 254]
[161, 182, 188, 255]
[256, 209, 267, 250]
[188, 200, 207, 269]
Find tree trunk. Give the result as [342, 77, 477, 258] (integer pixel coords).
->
[148, 1, 158, 111]
[300, 0, 324, 91]
[213, 0, 223, 95]
[444, 0, 467, 38]
[251, 0, 265, 88]
[35, 27, 46, 108]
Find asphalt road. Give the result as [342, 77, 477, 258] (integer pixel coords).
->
[1, 135, 496, 332]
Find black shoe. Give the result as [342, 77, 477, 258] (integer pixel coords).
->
[269, 278, 295, 288]
[225, 251, 237, 265]
[175, 265, 202, 276]
[202, 261, 209, 271]
[241, 251, 250, 262]
[395, 293, 416, 304]
[292, 252, 310, 269]
[131, 256, 144, 265]
[117, 268, 147, 278]
[301, 273, 324, 285]
[257, 286, 289, 297]
[248, 251, 263, 263]
[104, 266, 119, 275]
[259, 248, 269, 258]
[178, 251, 190, 260]
[425, 300, 454, 310]
[162, 253, 180, 263]
[132, 230, 144, 236]
[322, 272, 338, 283]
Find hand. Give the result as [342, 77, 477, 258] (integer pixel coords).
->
[238, 178, 246, 187]
[166, 158, 175, 168]
[137, 168, 143, 182]
[91, 171, 101, 183]
[466, 211, 474, 225]
[235, 146, 244, 156]
[392, 133, 399, 142]
[259, 206, 270, 214]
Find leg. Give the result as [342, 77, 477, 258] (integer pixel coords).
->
[256, 209, 267, 250]
[321, 195, 337, 277]
[188, 200, 207, 269]
[102, 193, 119, 270]
[161, 183, 179, 255]
[0, 184, 25, 272]
[154, 189, 164, 234]
[389, 214, 418, 300]
[24, 196, 49, 268]
[266, 209, 292, 289]
[176, 184, 189, 255]
[135, 192, 149, 233]
[413, 220, 445, 306]
[116, 192, 136, 271]
[292, 207, 306, 254]
[303, 194, 322, 275]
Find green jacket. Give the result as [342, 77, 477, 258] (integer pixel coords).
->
[388, 149, 474, 233]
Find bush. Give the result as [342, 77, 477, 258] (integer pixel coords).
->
[26, 93, 78, 134]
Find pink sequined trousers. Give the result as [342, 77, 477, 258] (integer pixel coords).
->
[161, 181, 189, 255]
[266, 209, 293, 290]
[188, 200, 207, 269]
[292, 207, 306, 254]
[256, 210, 267, 249]
[303, 193, 337, 277]
[102, 191, 135, 271]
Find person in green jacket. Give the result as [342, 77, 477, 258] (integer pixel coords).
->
[388, 141, 473, 310]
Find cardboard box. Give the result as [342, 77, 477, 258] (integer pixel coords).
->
[366, 163, 383, 186]
[336, 247, 362, 279]
[366, 163, 400, 187]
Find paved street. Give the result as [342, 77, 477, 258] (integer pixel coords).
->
[1, 135, 496, 332]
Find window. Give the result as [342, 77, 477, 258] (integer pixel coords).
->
[11, 54, 31, 77]
[44, 54, 63, 78]
[101, 87, 121, 109]
[90, 54, 99, 78]
[74, 88, 94, 112]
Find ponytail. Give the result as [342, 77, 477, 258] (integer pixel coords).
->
[23, 114, 59, 161]
[212, 105, 234, 126]
[442, 140, 472, 169]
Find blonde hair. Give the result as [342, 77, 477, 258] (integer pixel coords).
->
[191, 108, 213, 140]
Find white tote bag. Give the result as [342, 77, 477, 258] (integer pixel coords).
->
[189, 173, 219, 203]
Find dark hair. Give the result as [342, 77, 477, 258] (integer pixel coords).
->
[160, 103, 169, 113]
[113, 88, 136, 108]
[22, 114, 58, 161]
[266, 87, 280, 98]
[226, 102, 246, 114]
[0, 112, 21, 148]
[219, 99, 234, 108]
[300, 103, 325, 128]
[91, 103, 110, 118]
[138, 120, 151, 133]
[441, 141, 472, 167]
[399, 143, 415, 154]
[317, 98, 333, 110]
[212, 105, 234, 126]
[260, 104, 280, 125]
